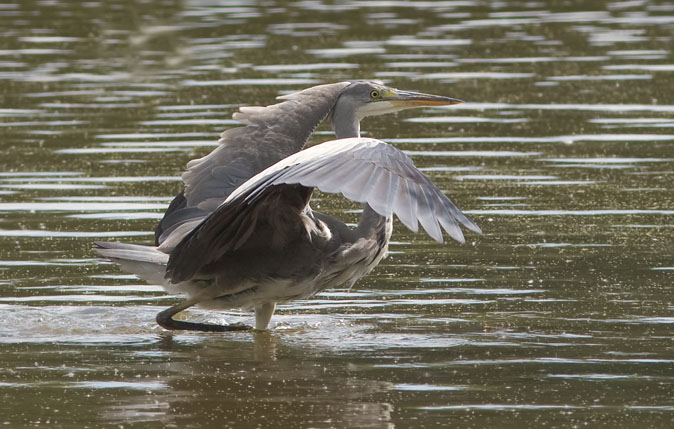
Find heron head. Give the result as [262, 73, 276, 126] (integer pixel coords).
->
[340, 80, 463, 120]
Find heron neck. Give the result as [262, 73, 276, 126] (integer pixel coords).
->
[332, 104, 361, 138]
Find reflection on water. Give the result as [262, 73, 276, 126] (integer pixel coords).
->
[1, 0, 673, 427]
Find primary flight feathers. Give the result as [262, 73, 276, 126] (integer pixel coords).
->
[164, 137, 481, 283]
[227, 137, 481, 242]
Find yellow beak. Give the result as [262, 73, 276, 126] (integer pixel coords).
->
[383, 89, 463, 107]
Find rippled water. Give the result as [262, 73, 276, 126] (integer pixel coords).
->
[1, 1, 673, 427]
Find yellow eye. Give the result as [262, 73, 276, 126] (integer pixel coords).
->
[370, 90, 380, 99]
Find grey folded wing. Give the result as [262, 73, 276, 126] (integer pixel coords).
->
[182, 81, 351, 211]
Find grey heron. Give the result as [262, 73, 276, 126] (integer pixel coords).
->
[95, 81, 481, 332]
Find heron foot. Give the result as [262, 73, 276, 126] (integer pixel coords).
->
[156, 305, 252, 332]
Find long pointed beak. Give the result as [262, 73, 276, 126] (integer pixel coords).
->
[384, 89, 463, 107]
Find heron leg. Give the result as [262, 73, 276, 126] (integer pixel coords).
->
[254, 302, 276, 330]
[156, 295, 252, 332]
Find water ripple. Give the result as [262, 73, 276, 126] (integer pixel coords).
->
[0, 202, 167, 211]
[0, 230, 153, 238]
[465, 209, 674, 216]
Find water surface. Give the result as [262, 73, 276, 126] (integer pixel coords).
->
[1, 1, 673, 427]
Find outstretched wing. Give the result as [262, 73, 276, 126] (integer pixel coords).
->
[239, 137, 481, 242]
[166, 137, 481, 283]
[154, 81, 351, 246]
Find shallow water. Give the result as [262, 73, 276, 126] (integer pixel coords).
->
[1, 1, 673, 427]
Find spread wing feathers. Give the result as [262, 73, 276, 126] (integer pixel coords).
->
[242, 137, 482, 243]
[181, 81, 351, 211]
[165, 137, 480, 283]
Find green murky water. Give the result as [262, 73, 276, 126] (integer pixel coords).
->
[1, 1, 673, 427]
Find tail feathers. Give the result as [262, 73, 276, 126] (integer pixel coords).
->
[94, 241, 170, 286]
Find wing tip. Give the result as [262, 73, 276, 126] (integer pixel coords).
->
[463, 218, 483, 236]
[444, 225, 465, 244]
[452, 230, 466, 244]
[397, 216, 419, 234]
[423, 223, 444, 244]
